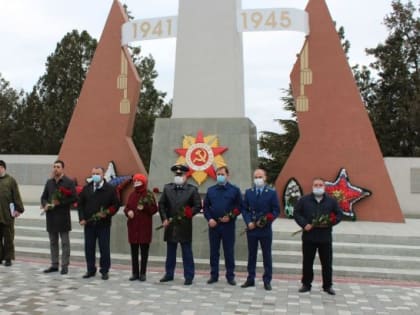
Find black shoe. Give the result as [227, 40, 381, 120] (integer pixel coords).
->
[240, 280, 255, 288]
[207, 278, 218, 284]
[227, 279, 236, 286]
[184, 279, 193, 285]
[82, 272, 96, 279]
[43, 266, 58, 273]
[129, 275, 139, 281]
[101, 273, 109, 280]
[264, 283, 272, 291]
[4, 260, 12, 267]
[159, 275, 174, 282]
[60, 267, 68, 275]
[139, 274, 146, 282]
[298, 285, 311, 293]
[323, 287, 336, 295]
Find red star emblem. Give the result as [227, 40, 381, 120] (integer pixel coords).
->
[325, 168, 371, 219]
[174, 130, 228, 185]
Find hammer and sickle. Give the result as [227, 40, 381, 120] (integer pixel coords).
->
[193, 149, 208, 163]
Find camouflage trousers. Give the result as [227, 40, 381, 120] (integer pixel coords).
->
[0, 223, 15, 261]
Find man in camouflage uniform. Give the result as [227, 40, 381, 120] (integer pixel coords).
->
[0, 160, 24, 266]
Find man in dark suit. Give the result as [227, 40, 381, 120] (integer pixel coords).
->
[158, 164, 201, 285]
[294, 177, 342, 295]
[241, 168, 280, 291]
[78, 166, 120, 280]
[41, 160, 77, 275]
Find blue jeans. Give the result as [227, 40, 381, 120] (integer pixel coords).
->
[165, 241, 195, 280]
[84, 224, 111, 275]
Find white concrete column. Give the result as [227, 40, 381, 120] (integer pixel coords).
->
[172, 0, 245, 118]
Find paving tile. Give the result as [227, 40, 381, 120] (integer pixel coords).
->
[1, 261, 420, 314]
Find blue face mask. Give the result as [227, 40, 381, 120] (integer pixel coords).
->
[216, 175, 226, 184]
[92, 174, 101, 183]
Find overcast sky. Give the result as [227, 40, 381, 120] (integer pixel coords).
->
[0, 0, 395, 135]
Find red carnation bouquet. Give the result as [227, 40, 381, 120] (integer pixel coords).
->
[240, 213, 275, 235]
[219, 208, 241, 221]
[292, 212, 337, 236]
[137, 191, 156, 211]
[256, 212, 275, 227]
[156, 206, 193, 230]
[87, 207, 112, 223]
[42, 186, 74, 215]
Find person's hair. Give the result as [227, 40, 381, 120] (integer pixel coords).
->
[54, 160, 65, 168]
[0, 160, 6, 169]
[216, 166, 229, 175]
[312, 177, 325, 183]
[93, 166, 105, 172]
[254, 168, 267, 176]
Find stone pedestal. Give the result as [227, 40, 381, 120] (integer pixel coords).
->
[148, 118, 257, 193]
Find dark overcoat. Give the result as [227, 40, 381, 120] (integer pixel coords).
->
[40, 175, 77, 233]
[158, 183, 201, 243]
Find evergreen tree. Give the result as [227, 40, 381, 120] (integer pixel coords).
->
[130, 47, 172, 171]
[364, 0, 420, 156]
[14, 30, 97, 154]
[0, 74, 23, 153]
[258, 86, 298, 184]
[10, 88, 45, 153]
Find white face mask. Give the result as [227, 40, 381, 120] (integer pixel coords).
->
[313, 187, 325, 196]
[254, 178, 265, 187]
[133, 181, 142, 187]
[174, 176, 184, 185]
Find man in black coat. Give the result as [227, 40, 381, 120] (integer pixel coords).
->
[78, 166, 120, 280]
[41, 160, 77, 275]
[294, 177, 342, 295]
[158, 164, 201, 285]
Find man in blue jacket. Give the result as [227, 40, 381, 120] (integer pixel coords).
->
[293, 177, 342, 295]
[241, 168, 280, 291]
[203, 166, 242, 286]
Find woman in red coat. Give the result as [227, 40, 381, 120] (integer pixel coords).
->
[124, 173, 157, 281]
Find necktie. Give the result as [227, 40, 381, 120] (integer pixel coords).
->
[257, 189, 261, 197]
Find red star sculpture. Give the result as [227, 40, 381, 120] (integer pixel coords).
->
[174, 130, 228, 185]
[325, 168, 371, 220]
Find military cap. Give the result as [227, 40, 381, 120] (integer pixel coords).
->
[170, 164, 189, 175]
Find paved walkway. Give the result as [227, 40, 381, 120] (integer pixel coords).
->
[1, 258, 420, 315]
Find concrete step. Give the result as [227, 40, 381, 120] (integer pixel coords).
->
[13, 214, 420, 281]
[14, 225, 84, 239]
[15, 246, 420, 282]
[274, 239, 420, 256]
[15, 235, 84, 252]
[275, 230, 420, 246]
[272, 250, 420, 269]
[15, 230, 420, 271]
